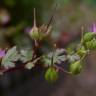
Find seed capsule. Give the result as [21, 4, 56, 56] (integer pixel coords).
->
[77, 46, 86, 57]
[69, 61, 82, 75]
[45, 67, 58, 82]
[83, 32, 95, 42]
[29, 8, 40, 40]
[86, 38, 96, 50]
[29, 26, 39, 40]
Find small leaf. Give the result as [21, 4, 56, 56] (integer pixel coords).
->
[42, 49, 67, 67]
[67, 54, 80, 63]
[1, 46, 19, 69]
[20, 50, 33, 63]
[42, 55, 51, 67]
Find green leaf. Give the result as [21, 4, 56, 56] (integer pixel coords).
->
[42, 55, 52, 67]
[1, 46, 19, 69]
[20, 50, 33, 63]
[67, 54, 80, 63]
[42, 49, 67, 67]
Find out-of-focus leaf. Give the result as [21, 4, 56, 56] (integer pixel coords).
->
[1, 46, 19, 69]
[84, 0, 96, 6]
[20, 50, 33, 63]
[42, 49, 67, 67]
[4, 0, 16, 7]
[67, 54, 80, 63]
[42, 55, 51, 67]
[53, 49, 67, 64]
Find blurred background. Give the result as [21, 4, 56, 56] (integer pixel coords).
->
[0, 0, 96, 96]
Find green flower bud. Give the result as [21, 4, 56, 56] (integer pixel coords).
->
[38, 32, 45, 40]
[77, 46, 86, 57]
[69, 61, 82, 75]
[86, 38, 96, 50]
[29, 27, 40, 40]
[83, 32, 95, 42]
[29, 27, 46, 40]
[45, 67, 58, 82]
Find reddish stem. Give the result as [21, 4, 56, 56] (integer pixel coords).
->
[54, 65, 72, 75]
[0, 64, 25, 73]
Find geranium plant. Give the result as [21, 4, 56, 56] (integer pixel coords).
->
[0, 8, 96, 83]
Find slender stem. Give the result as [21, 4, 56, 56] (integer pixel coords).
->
[80, 52, 87, 61]
[80, 26, 84, 44]
[51, 51, 55, 67]
[33, 8, 36, 27]
[0, 56, 41, 74]
[51, 43, 57, 67]
[45, 4, 57, 32]
[54, 65, 72, 75]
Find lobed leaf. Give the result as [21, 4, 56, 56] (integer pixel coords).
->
[42, 49, 67, 67]
[20, 50, 33, 63]
[1, 46, 20, 69]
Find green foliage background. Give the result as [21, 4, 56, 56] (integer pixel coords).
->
[0, 0, 96, 48]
